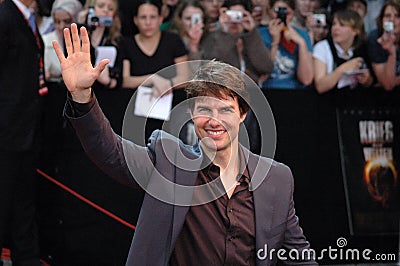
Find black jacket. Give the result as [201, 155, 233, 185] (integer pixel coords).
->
[0, 0, 45, 151]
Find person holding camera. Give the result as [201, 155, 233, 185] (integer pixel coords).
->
[313, 9, 373, 94]
[200, 0, 273, 84]
[291, 0, 314, 41]
[200, 0, 224, 31]
[78, 0, 123, 90]
[250, 0, 272, 27]
[169, 0, 206, 61]
[367, 0, 400, 91]
[258, 0, 313, 89]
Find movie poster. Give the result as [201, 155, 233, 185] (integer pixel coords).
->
[337, 108, 400, 235]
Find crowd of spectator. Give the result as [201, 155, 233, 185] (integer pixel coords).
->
[28, 0, 399, 96]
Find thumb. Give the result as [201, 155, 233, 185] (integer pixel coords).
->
[94, 59, 110, 75]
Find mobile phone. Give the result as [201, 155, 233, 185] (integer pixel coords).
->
[313, 14, 326, 26]
[191, 13, 202, 27]
[383, 21, 394, 33]
[226, 10, 243, 23]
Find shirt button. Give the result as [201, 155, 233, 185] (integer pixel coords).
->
[229, 208, 234, 213]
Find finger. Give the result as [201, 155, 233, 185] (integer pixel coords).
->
[94, 59, 110, 76]
[64, 27, 73, 56]
[71, 23, 80, 53]
[152, 86, 161, 98]
[80, 26, 90, 54]
[52, 40, 66, 64]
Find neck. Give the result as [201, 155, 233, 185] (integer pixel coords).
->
[91, 27, 106, 47]
[20, 0, 34, 8]
[203, 141, 240, 172]
[261, 10, 270, 25]
[337, 39, 354, 55]
[138, 30, 161, 43]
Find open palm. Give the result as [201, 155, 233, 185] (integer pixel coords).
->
[52, 23, 109, 100]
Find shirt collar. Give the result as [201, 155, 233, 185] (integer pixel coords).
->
[201, 146, 251, 183]
[12, 0, 33, 20]
[333, 41, 354, 60]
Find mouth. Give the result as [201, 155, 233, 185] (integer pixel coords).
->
[206, 129, 226, 137]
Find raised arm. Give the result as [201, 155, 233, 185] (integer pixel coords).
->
[52, 23, 155, 189]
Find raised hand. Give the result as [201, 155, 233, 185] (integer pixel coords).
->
[52, 23, 109, 103]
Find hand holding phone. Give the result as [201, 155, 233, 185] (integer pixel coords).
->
[191, 13, 202, 27]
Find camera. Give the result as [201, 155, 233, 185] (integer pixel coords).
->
[226, 10, 243, 23]
[191, 13, 202, 27]
[383, 21, 394, 33]
[275, 6, 287, 25]
[313, 14, 326, 26]
[359, 60, 367, 69]
[87, 7, 113, 27]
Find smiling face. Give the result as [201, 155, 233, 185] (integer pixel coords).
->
[191, 95, 246, 153]
[134, 3, 163, 38]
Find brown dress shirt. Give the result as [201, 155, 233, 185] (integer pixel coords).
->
[170, 156, 255, 266]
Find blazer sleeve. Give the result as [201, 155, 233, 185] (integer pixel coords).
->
[282, 166, 318, 265]
[64, 95, 156, 189]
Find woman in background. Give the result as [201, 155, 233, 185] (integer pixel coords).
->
[121, 0, 189, 142]
[169, 0, 206, 60]
[367, 0, 400, 91]
[313, 9, 373, 94]
[79, 0, 123, 89]
[42, 0, 82, 81]
[258, 0, 313, 89]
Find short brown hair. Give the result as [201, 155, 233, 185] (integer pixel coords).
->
[185, 60, 250, 115]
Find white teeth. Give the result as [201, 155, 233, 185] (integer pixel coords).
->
[208, 130, 224, 135]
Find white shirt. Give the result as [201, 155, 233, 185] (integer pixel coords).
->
[313, 39, 357, 88]
[12, 0, 32, 20]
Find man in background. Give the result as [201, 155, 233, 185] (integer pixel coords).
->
[0, 0, 46, 264]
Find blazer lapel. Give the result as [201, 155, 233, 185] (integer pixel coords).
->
[169, 141, 203, 255]
[9, 0, 40, 48]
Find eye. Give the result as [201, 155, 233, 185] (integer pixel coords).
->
[197, 107, 211, 113]
[221, 107, 234, 113]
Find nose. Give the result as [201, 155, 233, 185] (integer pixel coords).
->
[98, 7, 110, 16]
[208, 112, 222, 127]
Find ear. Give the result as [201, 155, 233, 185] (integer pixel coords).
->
[133, 16, 138, 26]
[353, 28, 361, 36]
[240, 112, 247, 123]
